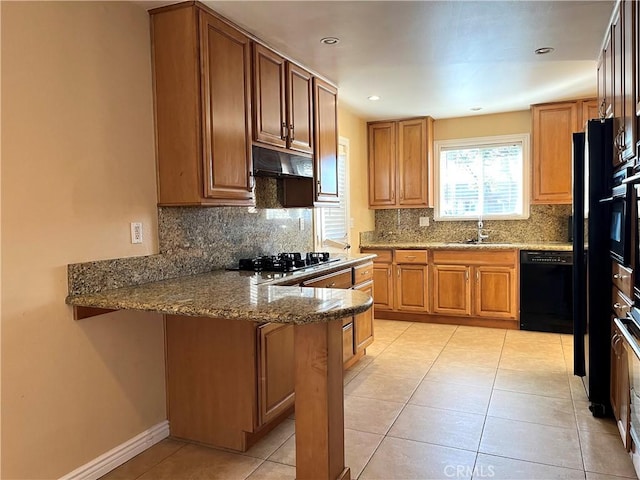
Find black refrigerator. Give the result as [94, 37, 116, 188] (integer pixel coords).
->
[572, 118, 613, 417]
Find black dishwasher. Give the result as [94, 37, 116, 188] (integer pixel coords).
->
[520, 250, 573, 334]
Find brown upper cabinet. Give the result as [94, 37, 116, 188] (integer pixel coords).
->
[368, 117, 434, 209]
[314, 78, 340, 205]
[600, 0, 636, 167]
[531, 99, 597, 204]
[151, 3, 254, 206]
[621, 0, 636, 164]
[252, 44, 314, 155]
[599, 28, 612, 120]
[612, 1, 636, 166]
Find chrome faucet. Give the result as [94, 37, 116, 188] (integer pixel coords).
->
[477, 219, 489, 243]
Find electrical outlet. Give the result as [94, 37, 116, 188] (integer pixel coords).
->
[130, 222, 143, 244]
[419, 216, 430, 227]
[299, 217, 305, 231]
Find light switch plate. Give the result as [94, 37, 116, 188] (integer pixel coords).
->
[419, 217, 430, 227]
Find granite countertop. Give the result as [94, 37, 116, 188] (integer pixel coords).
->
[360, 241, 573, 251]
[66, 254, 376, 324]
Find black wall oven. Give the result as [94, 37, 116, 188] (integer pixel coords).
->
[606, 168, 633, 266]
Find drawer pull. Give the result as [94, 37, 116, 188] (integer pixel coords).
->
[361, 271, 370, 276]
[405, 255, 417, 259]
[613, 273, 627, 279]
[614, 302, 628, 310]
[325, 282, 336, 288]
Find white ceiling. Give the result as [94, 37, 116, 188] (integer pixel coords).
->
[147, 1, 616, 121]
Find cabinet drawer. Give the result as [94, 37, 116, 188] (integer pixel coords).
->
[302, 268, 352, 289]
[613, 261, 633, 298]
[432, 249, 517, 266]
[362, 249, 392, 263]
[612, 286, 633, 318]
[353, 262, 374, 284]
[395, 250, 428, 264]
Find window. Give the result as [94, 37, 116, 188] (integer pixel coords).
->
[314, 138, 350, 252]
[434, 134, 530, 221]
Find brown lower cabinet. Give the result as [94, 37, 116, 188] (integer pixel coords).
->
[363, 248, 519, 328]
[165, 259, 374, 452]
[611, 318, 631, 450]
[257, 323, 295, 426]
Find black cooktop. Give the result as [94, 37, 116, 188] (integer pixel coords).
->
[238, 252, 336, 272]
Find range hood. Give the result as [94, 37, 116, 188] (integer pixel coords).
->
[252, 146, 314, 179]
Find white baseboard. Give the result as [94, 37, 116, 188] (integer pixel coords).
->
[59, 420, 170, 480]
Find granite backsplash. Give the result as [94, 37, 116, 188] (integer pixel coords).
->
[68, 206, 312, 295]
[361, 204, 572, 245]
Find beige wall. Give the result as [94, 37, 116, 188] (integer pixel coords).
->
[1, 3, 166, 478]
[434, 110, 531, 140]
[338, 106, 375, 252]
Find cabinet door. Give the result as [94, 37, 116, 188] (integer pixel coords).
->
[622, 0, 636, 162]
[474, 266, 517, 319]
[612, 324, 621, 421]
[398, 118, 428, 206]
[372, 263, 394, 310]
[605, 27, 615, 119]
[200, 12, 254, 204]
[396, 265, 429, 312]
[580, 99, 600, 126]
[342, 323, 355, 364]
[618, 337, 632, 450]
[287, 63, 313, 154]
[613, 7, 624, 168]
[257, 323, 295, 426]
[353, 280, 374, 351]
[432, 265, 471, 316]
[531, 102, 577, 204]
[313, 78, 339, 204]
[368, 122, 397, 207]
[253, 44, 286, 148]
[598, 51, 607, 121]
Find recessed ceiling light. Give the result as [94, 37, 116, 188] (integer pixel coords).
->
[368, 95, 380, 101]
[470, 107, 482, 111]
[320, 37, 340, 45]
[535, 47, 555, 55]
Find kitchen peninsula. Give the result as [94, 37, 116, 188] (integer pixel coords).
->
[66, 256, 374, 480]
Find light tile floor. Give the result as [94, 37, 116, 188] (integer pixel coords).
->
[101, 320, 638, 480]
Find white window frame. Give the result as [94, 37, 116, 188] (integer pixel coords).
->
[313, 137, 350, 253]
[433, 133, 531, 221]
